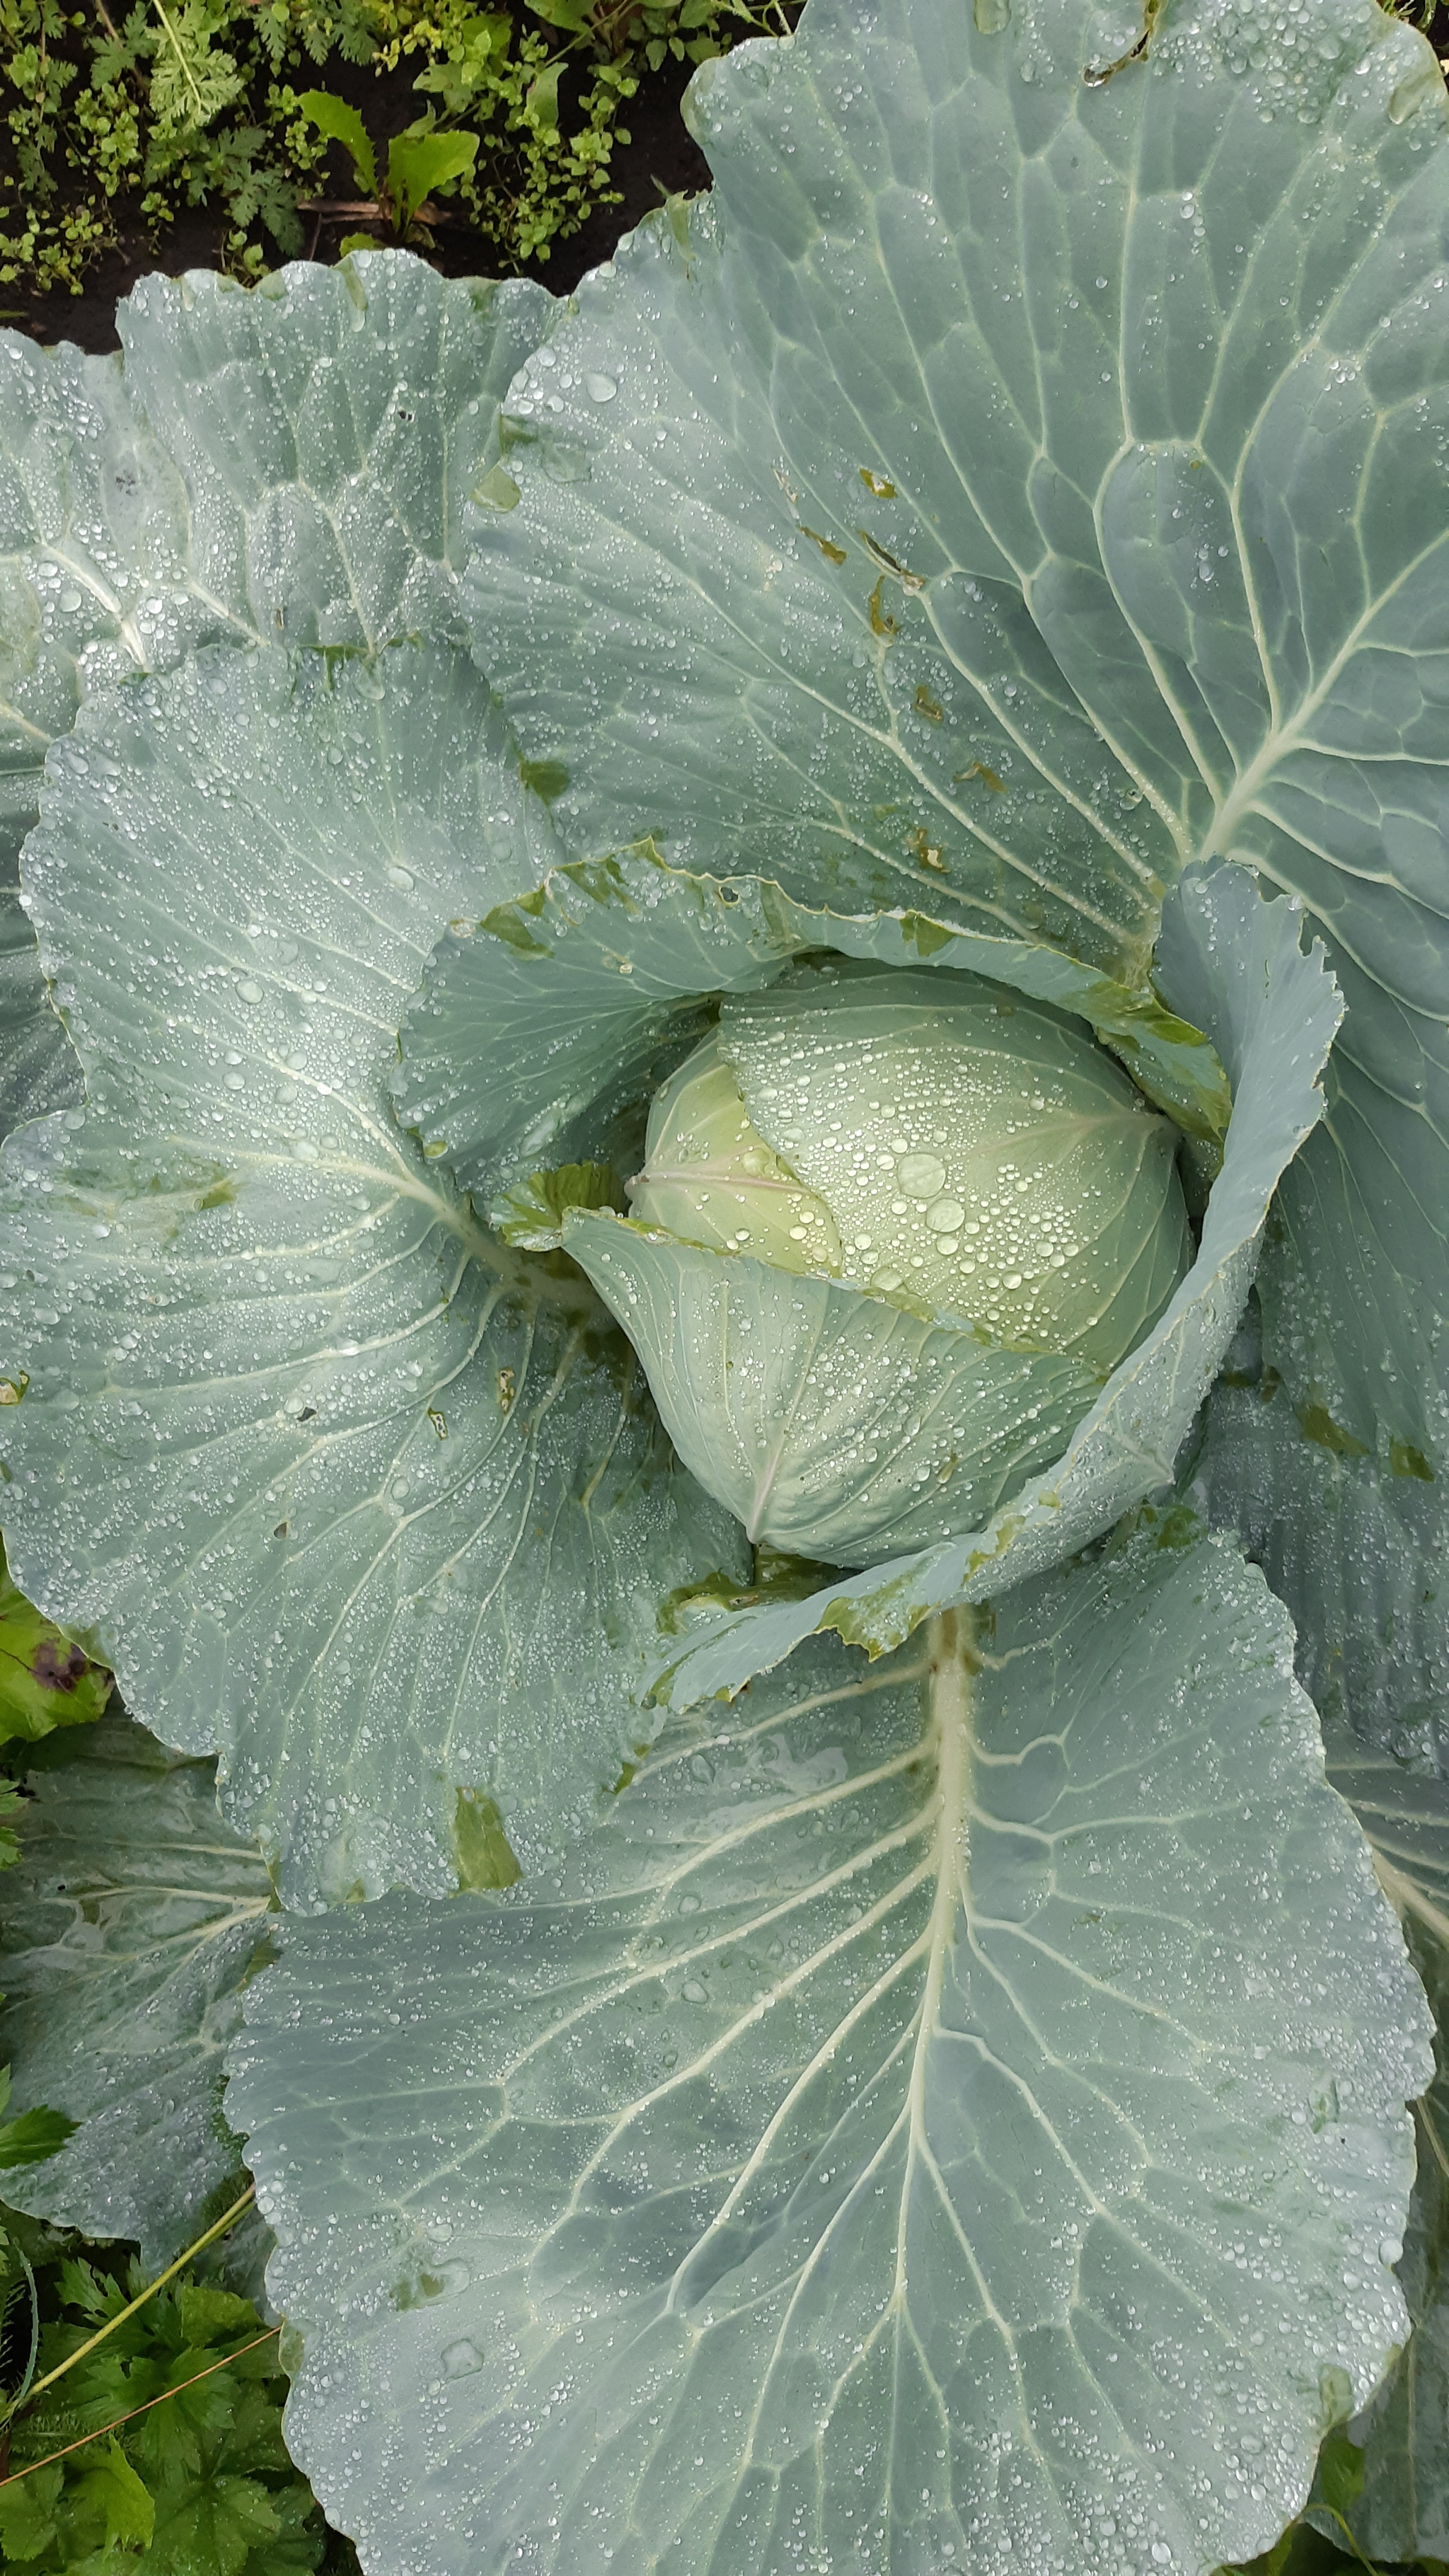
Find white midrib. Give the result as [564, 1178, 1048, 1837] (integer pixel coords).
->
[1193, 530, 1445, 875]
[894, 1607, 971, 2304]
[638, 1161, 806, 1199]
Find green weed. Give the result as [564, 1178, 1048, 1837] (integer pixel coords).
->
[0, 0, 790, 299]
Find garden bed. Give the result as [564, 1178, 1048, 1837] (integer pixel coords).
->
[10, 48, 713, 354]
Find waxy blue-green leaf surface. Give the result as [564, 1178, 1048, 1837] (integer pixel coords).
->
[1344, 1916, 1449, 2564]
[0, 250, 551, 1208]
[0, 253, 551, 880]
[650, 865, 1340, 1697]
[465, 0, 1446, 974]
[230, 1525, 1430, 2576]
[0, 640, 744, 1906]
[1192, 1353, 1449, 1855]
[0, 886, 81, 1147]
[0, 1714, 272, 2270]
[463, 0, 1449, 1688]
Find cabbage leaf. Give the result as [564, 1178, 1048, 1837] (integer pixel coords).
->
[0, 253, 551, 1147]
[231, 1524, 1431, 2576]
[463, 0, 1449, 1721]
[0, 1711, 273, 2272]
[0, 642, 744, 1904]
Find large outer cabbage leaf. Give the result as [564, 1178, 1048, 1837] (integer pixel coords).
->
[0, 885, 82, 1145]
[0, 252, 550, 874]
[0, 1712, 273, 2272]
[462, 0, 1449, 1743]
[465, 0, 1446, 982]
[229, 1523, 1431, 2576]
[0, 641, 744, 1905]
[0, 252, 550, 1150]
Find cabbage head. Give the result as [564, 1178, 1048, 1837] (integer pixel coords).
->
[616, 964, 1192, 1556]
[1, 0, 1448, 2568]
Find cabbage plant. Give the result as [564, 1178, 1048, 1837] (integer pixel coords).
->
[1, 0, 1448, 2565]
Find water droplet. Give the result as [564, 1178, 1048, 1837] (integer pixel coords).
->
[59, 587, 82, 612]
[388, 864, 414, 890]
[925, 1196, 965, 1233]
[897, 1151, 946, 1200]
[586, 372, 618, 403]
[236, 978, 263, 1005]
[441, 2338, 483, 2379]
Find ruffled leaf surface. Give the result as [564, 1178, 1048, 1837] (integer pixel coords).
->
[0, 250, 550, 1194]
[1341, 1912, 1449, 2565]
[0, 641, 743, 1905]
[0, 884, 81, 1146]
[0, 253, 550, 880]
[0, 1713, 272, 2269]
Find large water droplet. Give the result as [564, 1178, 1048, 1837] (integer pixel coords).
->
[897, 1151, 946, 1200]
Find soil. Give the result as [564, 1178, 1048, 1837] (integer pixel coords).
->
[11, 51, 715, 357]
[11, 8, 1449, 357]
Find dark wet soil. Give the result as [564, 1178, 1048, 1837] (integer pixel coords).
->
[12, 8, 1449, 357]
[11, 51, 713, 357]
